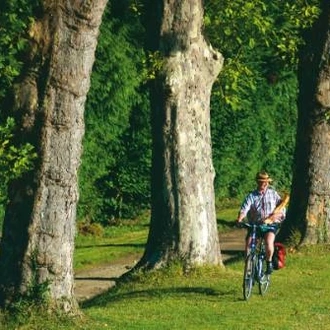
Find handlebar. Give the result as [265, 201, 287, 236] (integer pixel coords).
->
[236, 222, 267, 229]
[236, 221, 252, 228]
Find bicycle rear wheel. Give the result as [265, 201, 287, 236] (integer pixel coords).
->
[258, 258, 270, 295]
[243, 254, 255, 300]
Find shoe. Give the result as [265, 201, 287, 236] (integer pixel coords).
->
[266, 261, 273, 275]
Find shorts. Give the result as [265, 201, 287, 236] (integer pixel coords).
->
[246, 223, 280, 239]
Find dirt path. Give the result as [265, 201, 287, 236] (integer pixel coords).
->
[74, 229, 246, 302]
[74, 254, 140, 302]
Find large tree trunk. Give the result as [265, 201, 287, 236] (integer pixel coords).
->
[0, 0, 107, 313]
[136, 0, 223, 270]
[279, 1, 330, 245]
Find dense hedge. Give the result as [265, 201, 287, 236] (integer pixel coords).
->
[0, 0, 320, 225]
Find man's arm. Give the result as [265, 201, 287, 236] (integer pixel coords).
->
[236, 212, 246, 223]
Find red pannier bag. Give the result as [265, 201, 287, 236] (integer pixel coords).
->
[272, 242, 286, 270]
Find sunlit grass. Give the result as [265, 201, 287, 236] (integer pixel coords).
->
[74, 227, 147, 271]
[3, 209, 330, 330]
[74, 204, 239, 271]
[217, 207, 238, 232]
[78, 246, 330, 330]
[3, 244, 330, 329]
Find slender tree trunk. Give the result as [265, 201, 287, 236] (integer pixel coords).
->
[280, 1, 330, 245]
[136, 0, 223, 270]
[0, 0, 107, 313]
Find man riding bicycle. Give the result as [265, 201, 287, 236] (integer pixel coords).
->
[236, 171, 286, 275]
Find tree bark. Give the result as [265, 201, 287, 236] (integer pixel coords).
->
[0, 0, 107, 313]
[279, 1, 330, 244]
[136, 0, 223, 270]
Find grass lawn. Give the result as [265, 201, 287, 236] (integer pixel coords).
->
[1, 209, 330, 330]
[80, 245, 330, 330]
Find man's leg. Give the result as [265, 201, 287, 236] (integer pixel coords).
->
[245, 235, 252, 256]
[264, 231, 275, 274]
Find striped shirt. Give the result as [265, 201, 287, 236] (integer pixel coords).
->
[239, 187, 284, 223]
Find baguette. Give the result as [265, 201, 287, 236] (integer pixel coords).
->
[264, 194, 290, 224]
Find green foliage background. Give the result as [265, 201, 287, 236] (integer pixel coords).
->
[77, 2, 151, 224]
[0, 0, 321, 225]
[0, 0, 38, 221]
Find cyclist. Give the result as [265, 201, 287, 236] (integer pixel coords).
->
[236, 171, 286, 275]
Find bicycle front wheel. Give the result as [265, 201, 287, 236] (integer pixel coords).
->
[243, 254, 255, 300]
[258, 258, 270, 295]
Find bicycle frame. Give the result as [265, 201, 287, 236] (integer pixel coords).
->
[241, 222, 270, 300]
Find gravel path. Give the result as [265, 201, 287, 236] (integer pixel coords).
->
[74, 229, 246, 302]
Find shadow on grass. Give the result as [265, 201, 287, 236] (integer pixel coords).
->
[76, 243, 146, 249]
[80, 285, 238, 309]
[78, 250, 245, 309]
[75, 276, 118, 281]
[223, 251, 245, 266]
[217, 218, 236, 229]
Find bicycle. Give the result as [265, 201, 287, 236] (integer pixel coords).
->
[239, 222, 271, 300]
